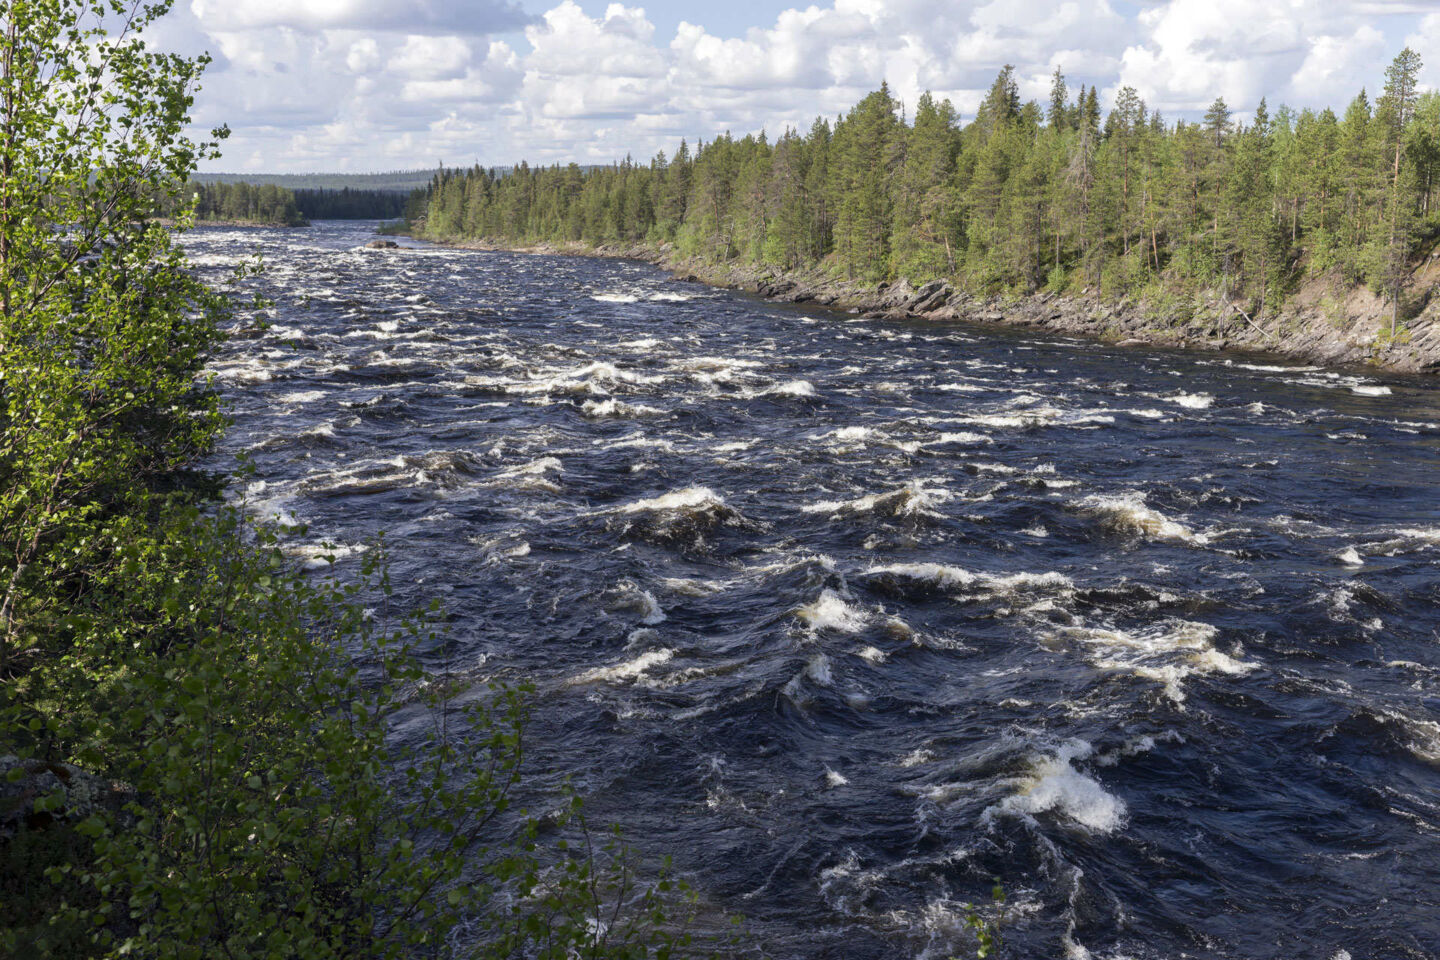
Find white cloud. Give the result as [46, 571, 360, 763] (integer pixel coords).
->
[167, 0, 1433, 172]
[388, 35, 474, 81]
[1117, 0, 1412, 116]
[346, 39, 381, 74]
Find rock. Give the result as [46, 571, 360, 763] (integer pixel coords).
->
[911, 280, 952, 313]
[366, 239, 400, 250]
[1, 755, 134, 838]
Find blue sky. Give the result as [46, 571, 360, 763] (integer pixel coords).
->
[151, 0, 1440, 173]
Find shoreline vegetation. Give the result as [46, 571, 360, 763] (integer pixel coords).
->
[406, 54, 1440, 374]
[417, 233, 1440, 372]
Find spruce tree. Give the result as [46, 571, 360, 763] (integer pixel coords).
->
[1048, 67, 1069, 131]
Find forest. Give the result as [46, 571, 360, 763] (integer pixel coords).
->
[182, 180, 307, 225]
[293, 187, 409, 220]
[170, 182, 412, 224]
[419, 50, 1438, 327]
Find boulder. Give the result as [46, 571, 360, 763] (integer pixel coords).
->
[366, 239, 400, 250]
[2, 755, 134, 838]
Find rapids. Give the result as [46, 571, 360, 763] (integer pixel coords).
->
[199, 221, 1440, 960]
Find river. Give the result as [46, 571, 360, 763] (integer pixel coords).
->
[194, 220, 1440, 960]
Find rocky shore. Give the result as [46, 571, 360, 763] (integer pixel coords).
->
[431, 236, 1440, 374]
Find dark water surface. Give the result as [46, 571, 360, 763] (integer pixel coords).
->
[196, 221, 1440, 960]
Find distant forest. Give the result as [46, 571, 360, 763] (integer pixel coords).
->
[168, 182, 416, 224]
[194, 168, 453, 193]
[417, 50, 1437, 325]
[184, 181, 306, 225]
[294, 188, 409, 220]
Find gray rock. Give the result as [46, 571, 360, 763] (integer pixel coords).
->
[2, 755, 133, 838]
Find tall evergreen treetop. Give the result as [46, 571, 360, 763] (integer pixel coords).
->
[1048, 67, 1070, 130]
[1205, 97, 1232, 145]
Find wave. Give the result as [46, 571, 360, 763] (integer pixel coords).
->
[1077, 493, 1214, 545]
[986, 740, 1127, 833]
[570, 648, 675, 684]
[863, 562, 1074, 597]
[581, 398, 666, 418]
[607, 486, 747, 545]
[796, 590, 870, 633]
[1048, 619, 1258, 702]
[754, 379, 816, 398]
[803, 482, 951, 519]
[1170, 392, 1214, 410]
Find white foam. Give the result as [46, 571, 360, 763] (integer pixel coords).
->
[279, 390, 327, 404]
[636, 590, 666, 625]
[1052, 619, 1257, 702]
[990, 740, 1126, 833]
[1079, 493, 1211, 545]
[284, 542, 370, 570]
[617, 486, 726, 514]
[864, 562, 1073, 595]
[571, 649, 674, 684]
[797, 590, 870, 633]
[581, 398, 664, 418]
[819, 426, 879, 442]
[1337, 546, 1364, 566]
[1230, 361, 1321, 373]
[900, 748, 934, 768]
[1350, 385, 1392, 396]
[806, 654, 835, 685]
[760, 380, 816, 398]
[1170, 392, 1214, 410]
[803, 482, 951, 518]
[928, 431, 992, 446]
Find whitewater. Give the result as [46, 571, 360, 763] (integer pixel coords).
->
[197, 221, 1440, 960]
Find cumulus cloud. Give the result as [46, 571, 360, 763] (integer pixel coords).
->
[171, 0, 1438, 172]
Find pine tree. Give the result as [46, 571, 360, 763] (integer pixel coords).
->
[1378, 47, 1424, 332]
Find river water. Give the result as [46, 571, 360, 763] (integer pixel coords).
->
[194, 221, 1440, 960]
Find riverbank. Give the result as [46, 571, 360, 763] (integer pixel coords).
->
[419, 234, 1440, 374]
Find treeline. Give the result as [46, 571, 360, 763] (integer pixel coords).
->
[421, 49, 1439, 325]
[196, 168, 446, 192]
[293, 187, 409, 220]
[160, 183, 420, 224]
[180, 180, 307, 225]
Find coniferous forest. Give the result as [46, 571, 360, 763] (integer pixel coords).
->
[166, 183, 411, 225]
[418, 53, 1439, 327]
[182, 180, 307, 225]
[293, 187, 409, 220]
